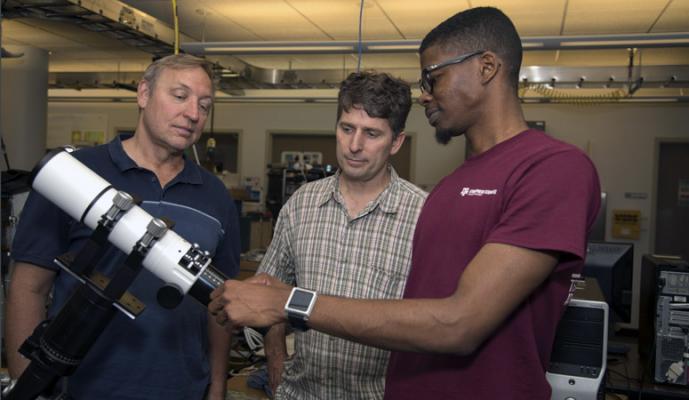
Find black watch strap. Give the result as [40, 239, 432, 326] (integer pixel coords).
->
[287, 313, 310, 331]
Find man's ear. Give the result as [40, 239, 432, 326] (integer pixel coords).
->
[390, 132, 406, 156]
[478, 51, 500, 85]
[137, 79, 151, 109]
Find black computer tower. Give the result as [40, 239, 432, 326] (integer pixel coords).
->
[639, 254, 689, 386]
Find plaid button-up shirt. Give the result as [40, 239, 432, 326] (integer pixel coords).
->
[258, 168, 426, 400]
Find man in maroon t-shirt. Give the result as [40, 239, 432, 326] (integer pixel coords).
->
[210, 7, 601, 400]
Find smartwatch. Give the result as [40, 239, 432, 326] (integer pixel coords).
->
[284, 287, 318, 331]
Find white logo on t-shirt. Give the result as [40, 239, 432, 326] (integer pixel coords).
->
[460, 187, 498, 197]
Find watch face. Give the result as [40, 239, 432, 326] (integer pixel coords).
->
[290, 290, 313, 312]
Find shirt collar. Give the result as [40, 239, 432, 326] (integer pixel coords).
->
[108, 134, 204, 185]
[317, 166, 402, 214]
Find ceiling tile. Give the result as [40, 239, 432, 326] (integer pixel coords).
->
[287, 0, 403, 40]
[176, 0, 264, 41]
[122, 0, 270, 41]
[185, 16, 264, 42]
[202, 0, 331, 41]
[375, 0, 470, 39]
[473, 0, 567, 36]
[564, 0, 668, 34]
[650, 0, 689, 32]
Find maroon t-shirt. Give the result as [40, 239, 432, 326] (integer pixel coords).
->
[384, 130, 601, 400]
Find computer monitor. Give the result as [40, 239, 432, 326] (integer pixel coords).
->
[582, 241, 634, 325]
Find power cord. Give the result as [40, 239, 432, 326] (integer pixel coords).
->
[356, 0, 365, 72]
[243, 327, 265, 353]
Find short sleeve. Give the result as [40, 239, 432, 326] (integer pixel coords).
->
[257, 207, 296, 285]
[487, 150, 601, 260]
[11, 189, 74, 270]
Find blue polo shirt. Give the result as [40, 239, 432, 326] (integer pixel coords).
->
[12, 135, 240, 400]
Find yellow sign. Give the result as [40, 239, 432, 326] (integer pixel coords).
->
[71, 130, 105, 147]
[612, 209, 641, 240]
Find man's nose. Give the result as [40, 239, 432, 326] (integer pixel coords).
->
[418, 91, 433, 106]
[349, 130, 364, 152]
[184, 101, 200, 122]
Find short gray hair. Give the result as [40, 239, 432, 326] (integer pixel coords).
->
[141, 54, 216, 97]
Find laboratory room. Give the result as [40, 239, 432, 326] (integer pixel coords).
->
[1, 1, 688, 400]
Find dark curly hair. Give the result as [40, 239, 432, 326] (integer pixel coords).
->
[337, 71, 412, 138]
[420, 7, 523, 93]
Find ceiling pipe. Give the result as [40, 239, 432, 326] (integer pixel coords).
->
[49, 65, 689, 91]
[46, 94, 688, 104]
[183, 33, 689, 55]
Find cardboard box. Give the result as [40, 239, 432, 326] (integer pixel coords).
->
[237, 260, 260, 280]
[250, 220, 273, 250]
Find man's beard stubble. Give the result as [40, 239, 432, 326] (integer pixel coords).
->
[435, 127, 463, 145]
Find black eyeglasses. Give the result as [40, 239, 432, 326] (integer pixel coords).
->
[419, 50, 485, 94]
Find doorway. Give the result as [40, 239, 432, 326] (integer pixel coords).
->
[654, 140, 689, 260]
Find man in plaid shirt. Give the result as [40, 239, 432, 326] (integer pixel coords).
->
[257, 71, 426, 400]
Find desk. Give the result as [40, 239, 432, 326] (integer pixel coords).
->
[606, 338, 689, 400]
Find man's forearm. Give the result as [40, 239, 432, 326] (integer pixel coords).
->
[215, 281, 474, 355]
[308, 295, 477, 355]
[207, 317, 230, 399]
[264, 323, 288, 360]
[5, 264, 55, 378]
[6, 291, 47, 377]
[213, 245, 560, 358]
[211, 278, 474, 355]
[264, 323, 288, 395]
[307, 243, 559, 355]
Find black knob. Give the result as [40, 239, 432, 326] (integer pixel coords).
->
[157, 285, 184, 309]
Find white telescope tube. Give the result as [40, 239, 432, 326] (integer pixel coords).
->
[30, 149, 225, 304]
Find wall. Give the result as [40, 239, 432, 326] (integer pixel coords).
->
[522, 103, 689, 329]
[47, 100, 689, 328]
[47, 102, 466, 190]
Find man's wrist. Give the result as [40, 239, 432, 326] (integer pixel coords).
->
[284, 287, 318, 331]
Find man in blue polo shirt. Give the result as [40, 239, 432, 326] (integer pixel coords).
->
[6, 54, 239, 400]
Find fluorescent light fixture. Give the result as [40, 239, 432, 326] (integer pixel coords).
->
[205, 45, 354, 53]
[561, 38, 689, 47]
[620, 97, 678, 102]
[522, 42, 545, 48]
[366, 44, 420, 51]
[187, 40, 421, 55]
[520, 33, 689, 50]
